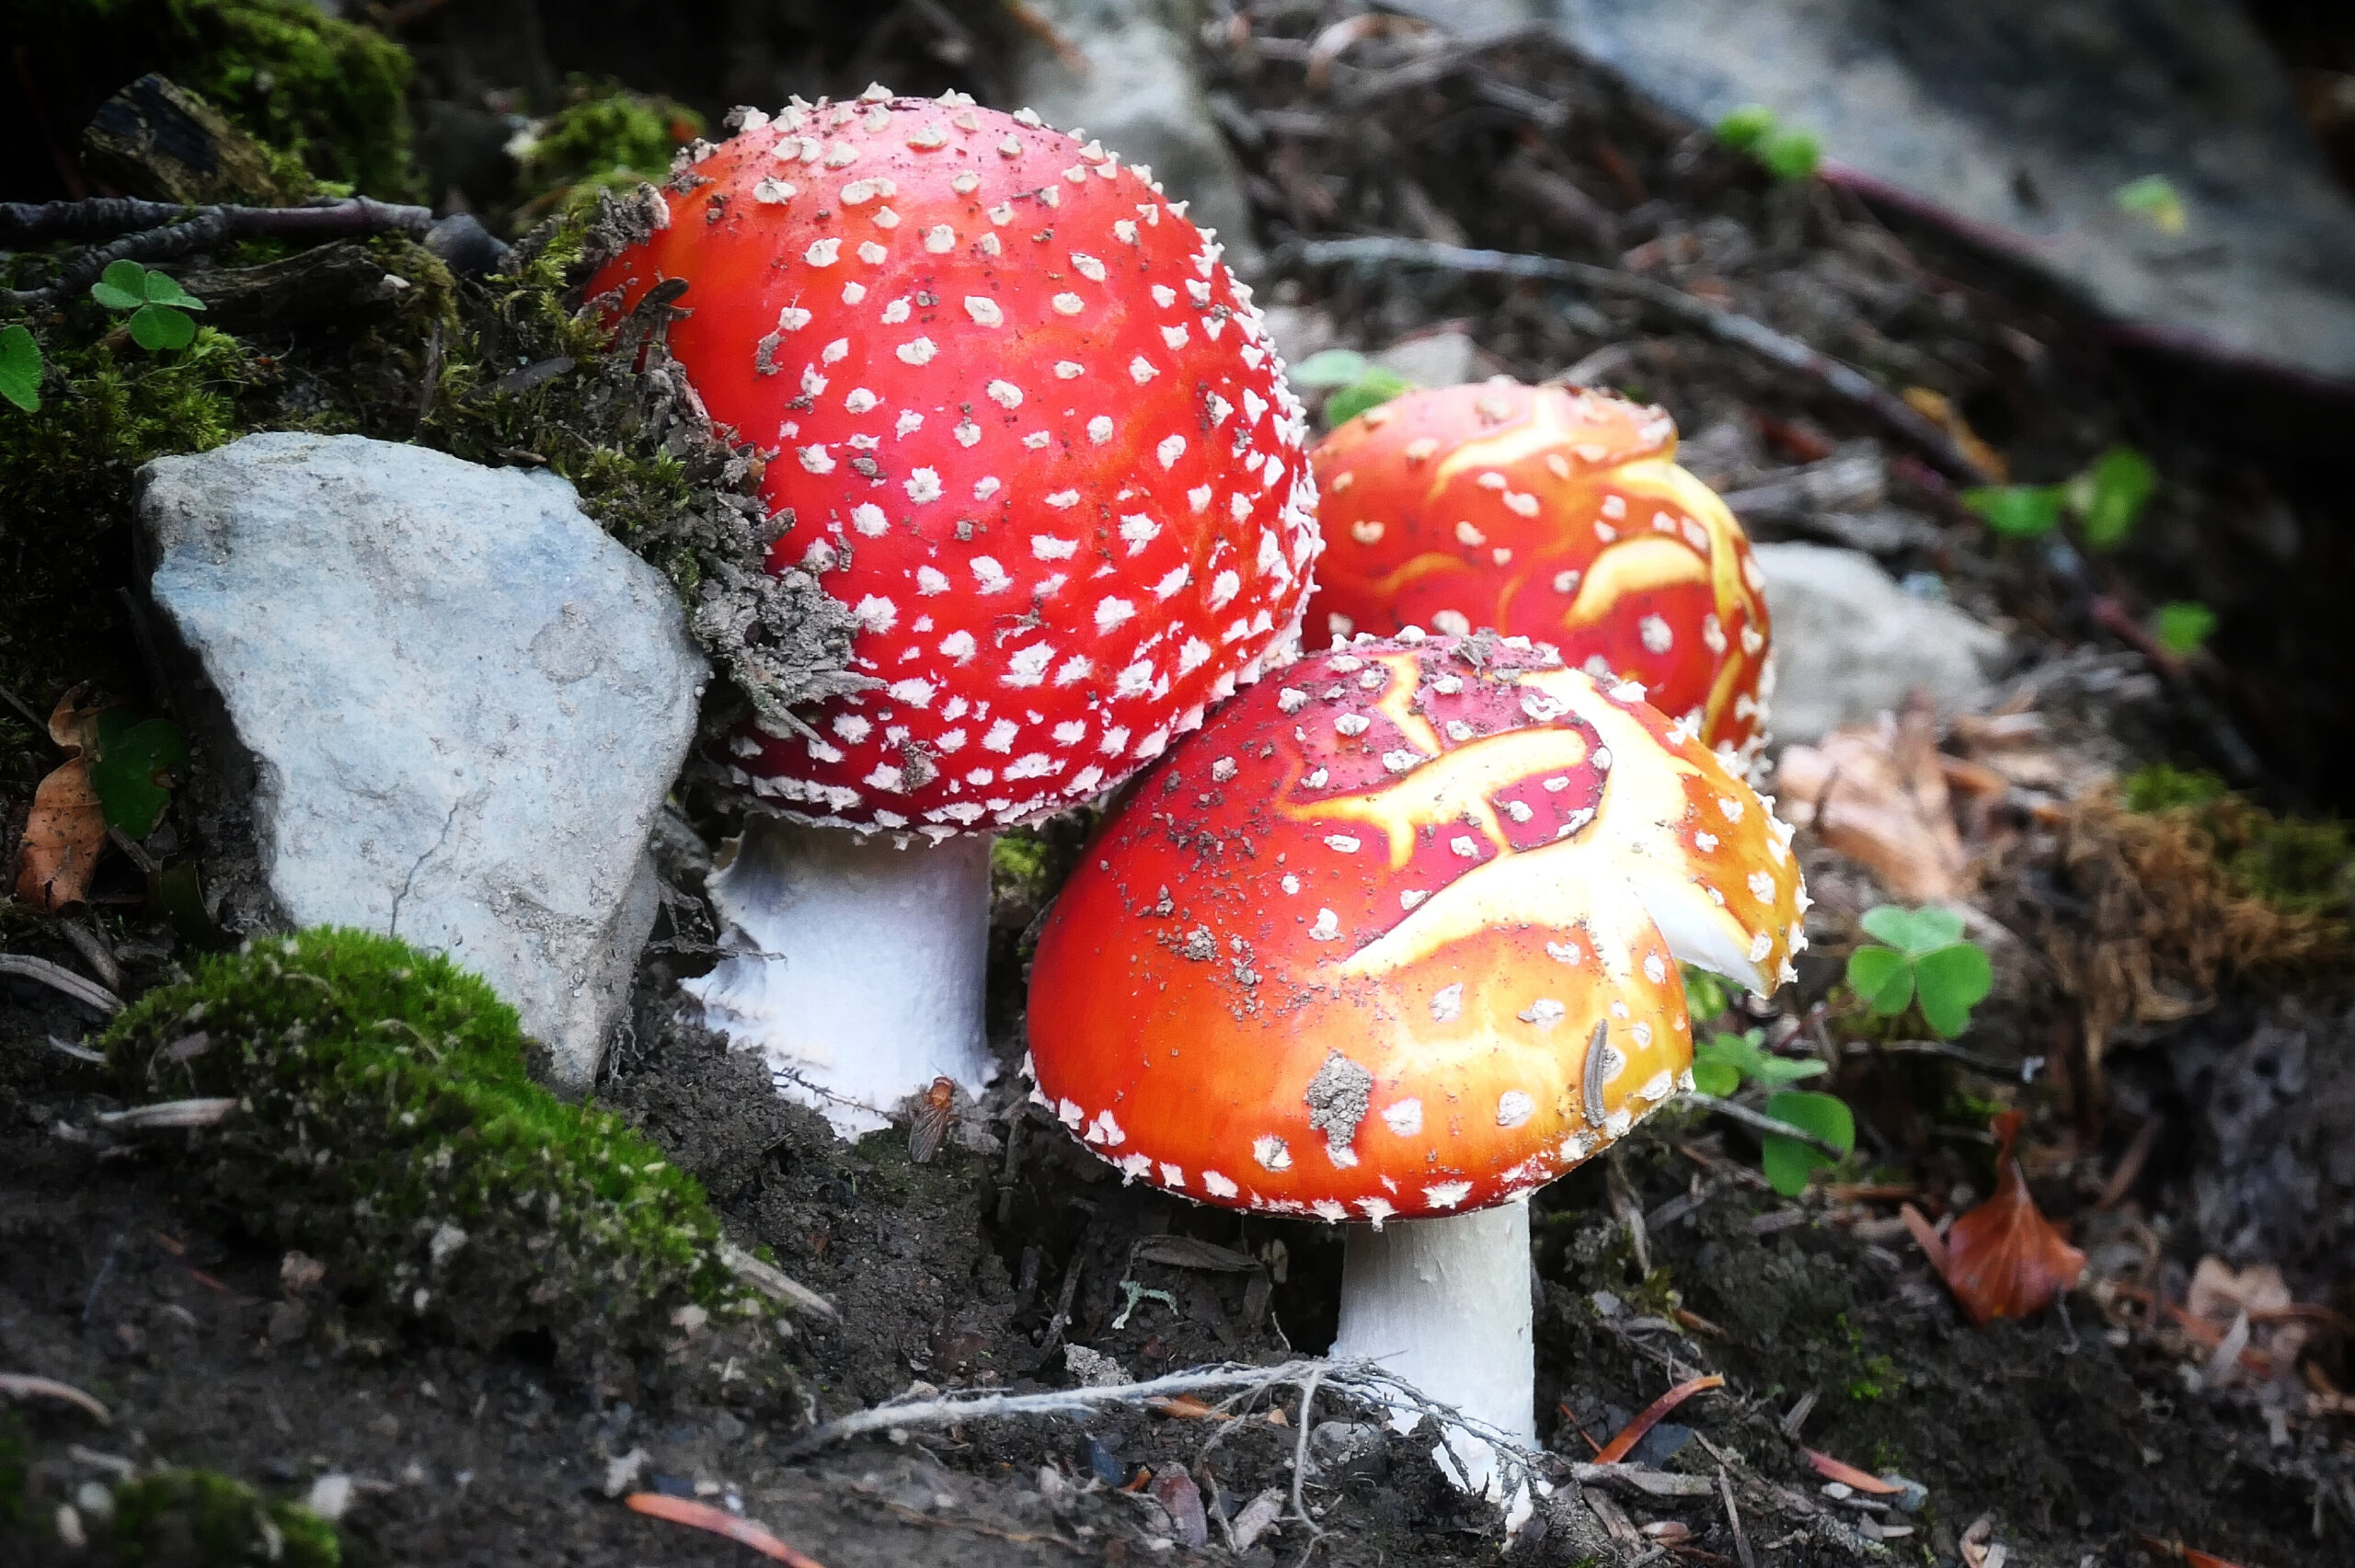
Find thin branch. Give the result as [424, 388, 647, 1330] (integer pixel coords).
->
[1681, 1092, 1848, 1159]
[1289, 235, 2001, 484]
[3, 197, 436, 305]
[1845, 1037, 2030, 1082]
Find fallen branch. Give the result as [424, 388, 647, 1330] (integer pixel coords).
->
[0, 953, 123, 1014]
[787, 1355, 1551, 1503]
[1290, 235, 2001, 483]
[1680, 1093, 1850, 1159]
[0, 1373, 111, 1424]
[2, 197, 438, 305]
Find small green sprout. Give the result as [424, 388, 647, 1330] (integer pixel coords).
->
[1963, 444, 2157, 549]
[2113, 174, 2187, 235]
[2068, 447, 2158, 548]
[1713, 104, 1819, 180]
[1845, 904, 1993, 1038]
[1289, 348, 1416, 428]
[91, 259, 209, 351]
[1680, 963, 1731, 1027]
[1714, 105, 1777, 152]
[1689, 1028, 1826, 1097]
[0, 325, 41, 412]
[2154, 601, 2217, 658]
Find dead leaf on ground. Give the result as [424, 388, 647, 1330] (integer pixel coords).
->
[1935, 1112, 2085, 1326]
[11, 686, 109, 910]
[624, 1494, 827, 1568]
[2184, 1255, 2308, 1373]
[1775, 694, 1970, 901]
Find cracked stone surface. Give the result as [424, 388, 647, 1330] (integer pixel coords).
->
[138, 433, 706, 1091]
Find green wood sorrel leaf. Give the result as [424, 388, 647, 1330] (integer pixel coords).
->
[1715, 105, 1776, 152]
[1860, 903, 1961, 955]
[142, 269, 206, 310]
[1325, 367, 1415, 428]
[2073, 446, 2155, 549]
[1962, 484, 2067, 538]
[1757, 126, 1821, 181]
[0, 325, 40, 412]
[1285, 349, 1372, 389]
[2154, 601, 2217, 658]
[1846, 944, 1914, 1015]
[129, 303, 199, 352]
[91, 259, 151, 310]
[1760, 1090, 1855, 1196]
[1689, 1052, 1742, 1097]
[90, 712, 190, 837]
[1913, 941, 1994, 1038]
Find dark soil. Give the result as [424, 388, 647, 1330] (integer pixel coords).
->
[8, 5, 2355, 1568]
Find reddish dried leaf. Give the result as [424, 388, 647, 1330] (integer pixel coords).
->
[1802, 1449, 1904, 1494]
[1936, 1112, 2085, 1326]
[1147, 1394, 1219, 1419]
[12, 687, 109, 910]
[2181, 1552, 2253, 1568]
[625, 1494, 827, 1568]
[1592, 1374, 1725, 1464]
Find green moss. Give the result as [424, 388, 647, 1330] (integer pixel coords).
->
[2122, 764, 2354, 923]
[100, 930, 776, 1372]
[513, 80, 705, 217]
[109, 1469, 337, 1567]
[18, 0, 417, 200]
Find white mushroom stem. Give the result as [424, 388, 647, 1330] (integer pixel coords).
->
[681, 816, 995, 1139]
[1329, 1199, 1536, 1497]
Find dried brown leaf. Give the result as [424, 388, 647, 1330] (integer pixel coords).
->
[1936, 1112, 2085, 1326]
[11, 686, 109, 910]
[1775, 699, 1969, 901]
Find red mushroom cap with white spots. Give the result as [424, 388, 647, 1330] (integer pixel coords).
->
[587, 90, 1318, 834]
[1306, 382, 1773, 767]
[1025, 631, 1807, 1222]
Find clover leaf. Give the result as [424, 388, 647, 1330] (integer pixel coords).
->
[1760, 1090, 1855, 1196]
[1846, 904, 1993, 1039]
[0, 325, 42, 412]
[90, 710, 190, 838]
[91, 260, 206, 353]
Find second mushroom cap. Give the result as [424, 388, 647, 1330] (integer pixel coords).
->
[1027, 631, 1809, 1222]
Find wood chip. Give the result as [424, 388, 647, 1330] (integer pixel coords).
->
[0, 953, 122, 1014]
[96, 1098, 237, 1129]
[719, 1242, 839, 1320]
[0, 1373, 111, 1424]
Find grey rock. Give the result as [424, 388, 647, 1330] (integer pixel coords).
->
[1005, 0, 1259, 273]
[1752, 543, 2004, 742]
[1545, 0, 2355, 384]
[139, 432, 706, 1091]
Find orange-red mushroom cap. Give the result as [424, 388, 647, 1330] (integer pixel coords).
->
[1305, 382, 1772, 767]
[587, 90, 1318, 834]
[1026, 632, 1808, 1222]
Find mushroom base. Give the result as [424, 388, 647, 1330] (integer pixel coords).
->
[681, 816, 996, 1139]
[1330, 1200, 1537, 1496]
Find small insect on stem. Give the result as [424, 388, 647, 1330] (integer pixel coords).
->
[909, 1075, 957, 1164]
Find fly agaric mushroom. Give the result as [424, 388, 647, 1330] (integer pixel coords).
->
[1306, 381, 1773, 768]
[587, 88, 1317, 1135]
[1026, 630, 1805, 1491]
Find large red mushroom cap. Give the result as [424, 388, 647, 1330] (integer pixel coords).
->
[1305, 382, 1772, 767]
[587, 89, 1318, 834]
[1026, 632, 1806, 1222]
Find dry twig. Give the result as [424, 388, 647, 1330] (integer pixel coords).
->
[0, 953, 122, 1014]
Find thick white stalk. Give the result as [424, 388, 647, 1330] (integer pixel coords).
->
[1330, 1200, 1535, 1497]
[682, 816, 995, 1138]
